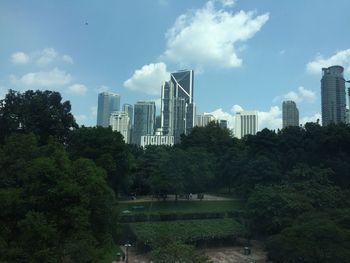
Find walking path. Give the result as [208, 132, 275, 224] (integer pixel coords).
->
[119, 194, 235, 203]
[112, 243, 267, 263]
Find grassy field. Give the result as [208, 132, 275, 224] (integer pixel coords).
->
[117, 200, 242, 215]
[129, 218, 243, 247]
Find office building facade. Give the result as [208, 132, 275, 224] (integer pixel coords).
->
[97, 92, 120, 127]
[195, 113, 216, 127]
[141, 135, 174, 147]
[219, 119, 228, 129]
[133, 101, 156, 145]
[109, 111, 130, 143]
[122, 104, 133, 143]
[235, 111, 259, 139]
[160, 70, 195, 143]
[321, 65, 346, 126]
[282, 100, 299, 128]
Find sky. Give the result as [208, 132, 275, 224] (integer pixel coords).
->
[1, 0, 350, 130]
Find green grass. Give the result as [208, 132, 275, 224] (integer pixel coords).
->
[129, 218, 243, 247]
[117, 200, 241, 215]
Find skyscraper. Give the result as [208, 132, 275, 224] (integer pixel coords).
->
[282, 100, 299, 128]
[161, 70, 195, 143]
[122, 104, 133, 143]
[195, 113, 216, 127]
[133, 101, 156, 145]
[97, 92, 120, 127]
[235, 111, 259, 139]
[321, 65, 346, 126]
[109, 111, 130, 143]
[219, 120, 228, 129]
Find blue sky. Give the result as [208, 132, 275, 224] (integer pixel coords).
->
[1, 0, 350, 129]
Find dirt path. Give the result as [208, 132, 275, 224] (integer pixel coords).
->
[119, 194, 235, 203]
[113, 244, 268, 263]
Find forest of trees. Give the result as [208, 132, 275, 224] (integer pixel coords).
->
[1, 89, 350, 262]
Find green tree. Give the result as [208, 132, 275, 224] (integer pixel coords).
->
[0, 90, 77, 143]
[267, 213, 350, 263]
[150, 240, 211, 263]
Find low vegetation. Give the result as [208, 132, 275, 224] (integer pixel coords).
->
[129, 218, 243, 248]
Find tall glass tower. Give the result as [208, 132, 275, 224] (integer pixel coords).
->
[133, 101, 156, 145]
[282, 100, 299, 128]
[161, 70, 195, 143]
[97, 92, 120, 127]
[321, 65, 346, 126]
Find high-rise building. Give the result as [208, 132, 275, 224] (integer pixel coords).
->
[321, 65, 346, 126]
[161, 70, 195, 143]
[97, 92, 120, 127]
[109, 111, 130, 143]
[218, 120, 228, 129]
[122, 104, 133, 143]
[282, 100, 299, 128]
[195, 113, 216, 127]
[133, 101, 156, 145]
[235, 111, 259, 139]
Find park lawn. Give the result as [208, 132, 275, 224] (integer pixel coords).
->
[129, 218, 244, 247]
[117, 200, 242, 215]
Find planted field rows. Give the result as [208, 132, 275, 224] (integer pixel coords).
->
[118, 200, 243, 222]
[129, 218, 244, 247]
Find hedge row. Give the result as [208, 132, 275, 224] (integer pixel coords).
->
[129, 218, 244, 247]
[118, 211, 235, 222]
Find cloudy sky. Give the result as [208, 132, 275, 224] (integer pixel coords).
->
[1, 0, 350, 129]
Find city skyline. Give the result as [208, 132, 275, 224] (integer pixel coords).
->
[1, 0, 350, 130]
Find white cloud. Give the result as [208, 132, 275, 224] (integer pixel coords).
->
[0, 86, 9, 100]
[11, 48, 73, 66]
[97, 85, 110, 93]
[306, 49, 350, 74]
[276, 86, 316, 104]
[75, 114, 87, 124]
[300, 112, 321, 125]
[123, 62, 170, 95]
[161, 1, 269, 69]
[91, 106, 97, 117]
[231, 104, 243, 113]
[259, 106, 282, 130]
[62, 54, 74, 64]
[11, 68, 72, 87]
[210, 108, 236, 129]
[67, 83, 87, 95]
[11, 52, 30, 64]
[36, 48, 58, 65]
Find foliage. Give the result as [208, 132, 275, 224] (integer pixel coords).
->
[150, 239, 211, 263]
[67, 126, 130, 193]
[129, 219, 243, 247]
[0, 89, 77, 143]
[0, 134, 115, 262]
[267, 211, 350, 263]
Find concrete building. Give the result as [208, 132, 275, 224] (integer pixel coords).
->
[235, 111, 259, 139]
[161, 70, 195, 143]
[140, 135, 174, 147]
[122, 104, 133, 143]
[109, 111, 130, 143]
[282, 100, 299, 128]
[97, 92, 120, 127]
[321, 65, 346, 126]
[218, 119, 228, 129]
[195, 113, 216, 127]
[133, 101, 156, 145]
